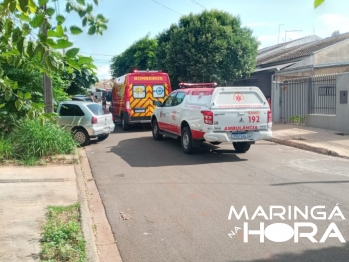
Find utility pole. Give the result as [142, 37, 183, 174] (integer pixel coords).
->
[42, 4, 53, 113]
[278, 24, 284, 44]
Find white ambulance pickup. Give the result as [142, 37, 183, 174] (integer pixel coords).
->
[151, 83, 272, 154]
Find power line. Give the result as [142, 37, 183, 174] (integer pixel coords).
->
[81, 51, 114, 56]
[54, 1, 58, 15]
[191, 0, 206, 9]
[152, 0, 183, 15]
[57, 0, 60, 15]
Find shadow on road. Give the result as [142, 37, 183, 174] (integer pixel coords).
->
[270, 180, 349, 186]
[112, 123, 152, 134]
[109, 136, 247, 167]
[242, 243, 349, 262]
[87, 124, 152, 145]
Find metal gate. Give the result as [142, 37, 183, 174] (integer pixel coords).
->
[279, 74, 336, 123]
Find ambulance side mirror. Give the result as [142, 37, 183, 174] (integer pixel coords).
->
[154, 101, 163, 107]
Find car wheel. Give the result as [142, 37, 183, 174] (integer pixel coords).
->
[233, 142, 251, 153]
[181, 126, 195, 154]
[152, 119, 163, 140]
[97, 134, 109, 141]
[210, 142, 221, 145]
[121, 115, 129, 131]
[73, 128, 90, 147]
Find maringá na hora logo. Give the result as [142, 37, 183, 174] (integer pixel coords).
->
[228, 205, 346, 243]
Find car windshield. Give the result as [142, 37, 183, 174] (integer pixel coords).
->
[86, 104, 110, 115]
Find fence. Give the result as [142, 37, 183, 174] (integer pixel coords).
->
[278, 74, 337, 123]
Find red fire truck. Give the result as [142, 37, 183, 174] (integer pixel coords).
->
[110, 69, 172, 130]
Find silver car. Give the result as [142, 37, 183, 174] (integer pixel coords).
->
[57, 101, 115, 146]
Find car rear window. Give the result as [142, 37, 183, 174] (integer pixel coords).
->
[214, 91, 264, 108]
[187, 91, 212, 105]
[86, 104, 110, 115]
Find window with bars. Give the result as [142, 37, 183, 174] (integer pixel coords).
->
[318, 86, 335, 96]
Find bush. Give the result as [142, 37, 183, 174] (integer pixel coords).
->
[10, 118, 77, 161]
[0, 133, 14, 161]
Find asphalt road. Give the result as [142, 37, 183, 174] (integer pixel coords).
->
[86, 125, 349, 262]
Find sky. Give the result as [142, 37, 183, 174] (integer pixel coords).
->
[57, 0, 349, 80]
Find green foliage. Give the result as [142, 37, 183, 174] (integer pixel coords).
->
[0, 62, 71, 132]
[289, 115, 306, 140]
[156, 10, 259, 88]
[0, 0, 108, 115]
[62, 63, 98, 95]
[40, 203, 85, 262]
[314, 0, 325, 8]
[9, 118, 77, 162]
[110, 34, 158, 77]
[0, 133, 13, 161]
[289, 115, 306, 125]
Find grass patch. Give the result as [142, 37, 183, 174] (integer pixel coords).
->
[40, 203, 85, 262]
[0, 118, 77, 165]
[0, 133, 14, 162]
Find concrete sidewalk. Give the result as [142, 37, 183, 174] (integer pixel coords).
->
[0, 165, 78, 261]
[0, 150, 121, 262]
[269, 123, 349, 158]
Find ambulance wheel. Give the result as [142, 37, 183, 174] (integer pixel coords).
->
[233, 142, 251, 153]
[181, 126, 195, 154]
[121, 115, 129, 131]
[152, 119, 163, 140]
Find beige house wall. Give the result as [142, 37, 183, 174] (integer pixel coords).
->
[314, 38, 349, 65]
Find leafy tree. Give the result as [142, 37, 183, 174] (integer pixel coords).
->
[0, 0, 108, 116]
[110, 34, 157, 77]
[156, 10, 259, 88]
[64, 67, 98, 95]
[0, 62, 70, 132]
[314, 0, 325, 8]
[61, 59, 99, 95]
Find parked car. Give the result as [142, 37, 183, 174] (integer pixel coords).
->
[56, 101, 115, 146]
[151, 82, 272, 154]
[72, 95, 94, 102]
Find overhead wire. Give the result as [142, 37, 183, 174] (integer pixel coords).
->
[191, 0, 206, 10]
[56, 0, 61, 15]
[80, 51, 114, 56]
[151, 0, 183, 15]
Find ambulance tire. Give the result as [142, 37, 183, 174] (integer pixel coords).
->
[233, 142, 251, 153]
[152, 119, 163, 140]
[181, 126, 196, 154]
[121, 115, 130, 131]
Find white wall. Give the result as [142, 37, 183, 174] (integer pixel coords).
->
[271, 80, 281, 123]
[335, 73, 349, 133]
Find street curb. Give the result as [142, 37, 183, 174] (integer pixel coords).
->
[77, 148, 123, 262]
[74, 153, 99, 262]
[266, 137, 348, 159]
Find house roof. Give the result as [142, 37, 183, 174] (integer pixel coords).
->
[254, 62, 295, 73]
[257, 32, 349, 66]
[258, 36, 317, 56]
[257, 45, 306, 66]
